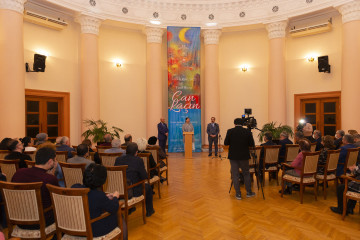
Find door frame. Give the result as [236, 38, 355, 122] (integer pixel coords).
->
[294, 91, 341, 130]
[25, 89, 70, 138]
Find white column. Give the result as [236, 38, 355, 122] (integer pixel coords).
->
[338, 1, 360, 131]
[145, 27, 164, 138]
[76, 15, 102, 134]
[0, 0, 27, 138]
[203, 29, 221, 144]
[266, 21, 287, 125]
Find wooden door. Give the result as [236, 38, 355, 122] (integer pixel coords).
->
[300, 97, 340, 136]
[25, 97, 63, 141]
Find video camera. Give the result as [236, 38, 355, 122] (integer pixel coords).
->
[241, 108, 257, 129]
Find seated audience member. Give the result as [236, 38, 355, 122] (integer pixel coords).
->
[303, 123, 316, 143]
[99, 134, 112, 146]
[21, 136, 37, 152]
[336, 134, 356, 177]
[115, 143, 155, 217]
[0, 173, 6, 229]
[330, 163, 360, 215]
[313, 130, 323, 151]
[334, 130, 345, 150]
[38, 143, 65, 187]
[353, 134, 360, 148]
[348, 129, 358, 135]
[12, 147, 59, 230]
[278, 131, 293, 164]
[294, 131, 304, 144]
[5, 139, 32, 168]
[0, 138, 12, 150]
[35, 133, 48, 146]
[121, 134, 132, 147]
[280, 139, 311, 195]
[72, 164, 127, 239]
[82, 139, 94, 152]
[317, 135, 336, 175]
[136, 138, 158, 178]
[259, 132, 276, 172]
[55, 137, 62, 147]
[56, 136, 74, 158]
[67, 144, 93, 168]
[83, 139, 101, 164]
[105, 139, 126, 154]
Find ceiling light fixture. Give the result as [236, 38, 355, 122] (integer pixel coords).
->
[150, 20, 161, 25]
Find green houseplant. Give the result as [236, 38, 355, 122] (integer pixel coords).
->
[81, 119, 124, 143]
[258, 122, 294, 143]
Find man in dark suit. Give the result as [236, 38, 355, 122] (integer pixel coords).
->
[278, 131, 293, 164]
[115, 143, 155, 217]
[157, 117, 169, 153]
[224, 118, 255, 200]
[336, 134, 356, 177]
[207, 117, 220, 157]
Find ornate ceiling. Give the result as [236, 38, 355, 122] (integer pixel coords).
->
[30, 0, 353, 28]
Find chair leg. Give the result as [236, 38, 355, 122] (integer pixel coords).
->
[314, 181, 317, 201]
[166, 170, 169, 185]
[300, 183, 304, 204]
[342, 196, 347, 220]
[56, 230, 62, 240]
[142, 200, 146, 224]
[323, 180, 327, 200]
[158, 181, 161, 199]
[125, 206, 129, 225]
[262, 169, 265, 186]
[281, 180, 285, 198]
[276, 171, 279, 186]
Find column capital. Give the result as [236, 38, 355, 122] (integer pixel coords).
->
[76, 15, 102, 35]
[144, 27, 164, 43]
[202, 29, 221, 45]
[338, 1, 360, 24]
[266, 21, 288, 40]
[0, 0, 27, 14]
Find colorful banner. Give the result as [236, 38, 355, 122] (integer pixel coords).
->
[167, 26, 201, 152]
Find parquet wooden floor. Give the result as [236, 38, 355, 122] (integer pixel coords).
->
[128, 152, 360, 240]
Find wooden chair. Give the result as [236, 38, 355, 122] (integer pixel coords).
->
[120, 146, 127, 150]
[0, 159, 19, 182]
[316, 149, 341, 199]
[262, 145, 281, 185]
[24, 151, 36, 161]
[281, 151, 320, 204]
[0, 150, 10, 159]
[58, 162, 86, 187]
[341, 175, 360, 220]
[343, 148, 359, 176]
[99, 153, 122, 166]
[310, 143, 317, 152]
[147, 145, 169, 185]
[103, 166, 146, 225]
[0, 181, 56, 239]
[25, 160, 36, 168]
[240, 146, 261, 177]
[71, 151, 77, 157]
[72, 145, 78, 150]
[96, 145, 112, 153]
[284, 144, 300, 164]
[88, 152, 96, 162]
[138, 152, 161, 198]
[47, 184, 123, 240]
[55, 151, 68, 163]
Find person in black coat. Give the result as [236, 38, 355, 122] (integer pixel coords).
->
[334, 130, 345, 150]
[224, 118, 255, 200]
[5, 139, 31, 168]
[278, 132, 293, 164]
[114, 143, 155, 217]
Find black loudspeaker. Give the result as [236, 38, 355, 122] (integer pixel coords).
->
[318, 56, 330, 73]
[244, 108, 252, 115]
[33, 54, 46, 72]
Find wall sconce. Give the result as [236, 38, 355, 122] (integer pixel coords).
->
[239, 64, 249, 72]
[113, 59, 123, 68]
[307, 57, 315, 62]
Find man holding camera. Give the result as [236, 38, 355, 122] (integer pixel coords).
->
[224, 118, 256, 200]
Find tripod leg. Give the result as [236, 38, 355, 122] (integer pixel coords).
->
[229, 180, 233, 194]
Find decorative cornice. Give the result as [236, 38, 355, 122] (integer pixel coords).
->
[75, 15, 102, 35]
[0, 0, 27, 14]
[202, 29, 221, 45]
[144, 27, 164, 43]
[266, 21, 288, 39]
[338, 1, 360, 24]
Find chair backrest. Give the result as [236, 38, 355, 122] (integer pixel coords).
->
[285, 144, 299, 163]
[302, 151, 320, 175]
[25, 160, 36, 168]
[47, 184, 92, 237]
[96, 145, 112, 153]
[137, 152, 151, 175]
[88, 152, 95, 161]
[121, 146, 127, 150]
[249, 146, 262, 165]
[326, 149, 341, 172]
[72, 145, 78, 150]
[24, 151, 36, 161]
[0, 160, 19, 181]
[103, 166, 127, 196]
[310, 143, 317, 152]
[71, 151, 78, 157]
[263, 145, 281, 164]
[147, 146, 160, 162]
[0, 181, 45, 228]
[56, 151, 68, 163]
[59, 162, 86, 187]
[0, 150, 10, 160]
[99, 153, 122, 166]
[345, 148, 359, 171]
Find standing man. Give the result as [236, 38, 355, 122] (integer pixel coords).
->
[207, 117, 220, 157]
[157, 117, 169, 153]
[224, 118, 256, 200]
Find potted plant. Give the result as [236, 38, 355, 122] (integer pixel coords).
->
[81, 119, 124, 143]
[258, 122, 293, 143]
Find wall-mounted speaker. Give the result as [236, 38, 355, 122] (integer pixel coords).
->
[318, 56, 330, 73]
[33, 54, 46, 72]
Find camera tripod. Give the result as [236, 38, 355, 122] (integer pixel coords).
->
[211, 134, 226, 160]
[228, 150, 265, 200]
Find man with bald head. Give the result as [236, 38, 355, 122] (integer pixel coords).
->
[121, 134, 132, 147]
[157, 117, 169, 153]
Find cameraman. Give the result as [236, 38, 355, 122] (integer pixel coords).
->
[224, 118, 256, 200]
